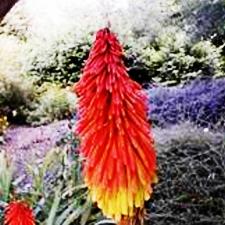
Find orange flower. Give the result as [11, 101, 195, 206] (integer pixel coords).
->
[4, 201, 35, 225]
[75, 28, 157, 222]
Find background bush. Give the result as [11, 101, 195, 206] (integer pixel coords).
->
[25, 39, 91, 86]
[0, 73, 35, 122]
[3, 0, 225, 90]
[126, 33, 223, 85]
[24, 31, 225, 87]
[26, 84, 76, 125]
[0, 71, 76, 125]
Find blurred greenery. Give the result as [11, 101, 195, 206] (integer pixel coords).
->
[27, 147, 92, 225]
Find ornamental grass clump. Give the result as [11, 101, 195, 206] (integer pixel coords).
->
[74, 28, 157, 224]
[151, 123, 225, 225]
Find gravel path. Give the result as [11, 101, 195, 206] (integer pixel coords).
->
[0, 120, 70, 186]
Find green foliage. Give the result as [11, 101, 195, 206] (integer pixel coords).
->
[0, 151, 13, 203]
[24, 147, 99, 225]
[0, 73, 36, 122]
[0, 71, 76, 125]
[0, 152, 11, 223]
[0, 69, 76, 126]
[0, 146, 100, 225]
[26, 40, 91, 86]
[0, 34, 36, 123]
[1, 0, 225, 89]
[27, 84, 76, 125]
[126, 31, 224, 85]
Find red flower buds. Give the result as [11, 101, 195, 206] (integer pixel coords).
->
[75, 28, 157, 222]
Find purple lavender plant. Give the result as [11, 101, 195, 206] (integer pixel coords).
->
[148, 78, 225, 129]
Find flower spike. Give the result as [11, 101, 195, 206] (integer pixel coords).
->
[75, 28, 157, 224]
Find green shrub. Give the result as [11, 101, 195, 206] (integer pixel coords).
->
[0, 73, 76, 125]
[27, 84, 76, 125]
[0, 151, 13, 224]
[126, 32, 224, 85]
[0, 73, 35, 122]
[22, 19, 224, 87]
[26, 39, 91, 87]
[0, 33, 35, 123]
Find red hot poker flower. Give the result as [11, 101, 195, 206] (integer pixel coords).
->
[4, 201, 35, 225]
[74, 28, 157, 223]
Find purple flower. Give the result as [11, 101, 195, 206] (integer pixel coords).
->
[147, 78, 225, 129]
